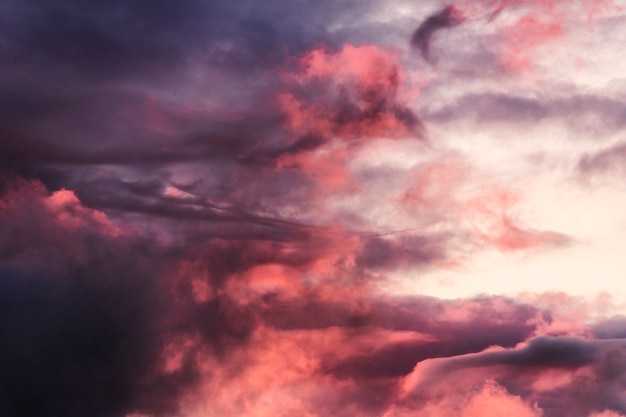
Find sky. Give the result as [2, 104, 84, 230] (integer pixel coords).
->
[1, 0, 626, 416]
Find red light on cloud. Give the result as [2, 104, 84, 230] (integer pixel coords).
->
[465, 187, 568, 251]
[399, 155, 568, 254]
[501, 16, 565, 70]
[278, 44, 419, 140]
[434, 0, 622, 72]
[2, 1, 625, 415]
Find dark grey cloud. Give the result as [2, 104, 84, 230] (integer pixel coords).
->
[0, 0, 423, 222]
[594, 316, 626, 339]
[426, 92, 549, 123]
[400, 336, 626, 417]
[260, 294, 539, 376]
[424, 91, 626, 132]
[355, 234, 448, 270]
[0, 177, 315, 417]
[0, 0, 221, 84]
[0, 0, 382, 178]
[411, 5, 464, 61]
[579, 142, 626, 174]
[0, 180, 190, 417]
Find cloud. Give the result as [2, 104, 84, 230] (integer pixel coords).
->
[354, 234, 448, 270]
[425, 91, 626, 134]
[0, 174, 621, 416]
[0, 178, 303, 416]
[397, 153, 570, 254]
[387, 379, 542, 417]
[1, 0, 625, 415]
[411, 6, 464, 61]
[409, 0, 623, 73]
[0, 178, 194, 417]
[400, 336, 626, 417]
[579, 142, 626, 175]
[278, 44, 422, 141]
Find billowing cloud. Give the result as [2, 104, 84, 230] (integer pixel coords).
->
[0, 179, 192, 417]
[278, 44, 421, 141]
[398, 336, 626, 417]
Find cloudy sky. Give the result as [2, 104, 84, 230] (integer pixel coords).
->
[2, 0, 626, 416]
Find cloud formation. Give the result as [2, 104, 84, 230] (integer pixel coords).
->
[1, 0, 626, 416]
[411, 5, 464, 61]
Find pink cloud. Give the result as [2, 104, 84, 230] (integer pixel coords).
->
[278, 44, 420, 140]
[398, 154, 569, 255]
[2, 0, 626, 415]
[388, 380, 542, 417]
[590, 412, 626, 417]
[0, 178, 125, 269]
[500, 16, 565, 71]
[464, 186, 569, 251]
[0, 177, 618, 417]
[418, 0, 622, 72]
[398, 335, 626, 417]
[276, 143, 356, 196]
